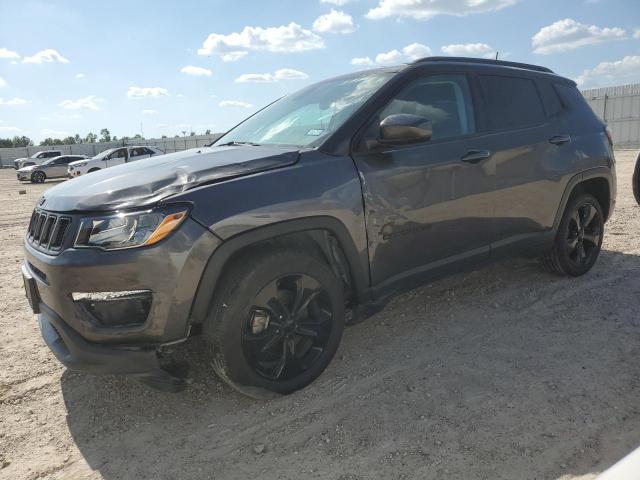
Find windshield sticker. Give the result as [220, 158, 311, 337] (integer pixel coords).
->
[306, 129, 325, 136]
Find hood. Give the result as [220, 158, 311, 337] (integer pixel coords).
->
[18, 165, 36, 172]
[38, 144, 300, 212]
[68, 159, 89, 166]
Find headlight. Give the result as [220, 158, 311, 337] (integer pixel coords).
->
[74, 206, 189, 250]
[72, 162, 88, 168]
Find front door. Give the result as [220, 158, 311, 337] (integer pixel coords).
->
[352, 73, 495, 288]
[48, 157, 71, 177]
[106, 148, 128, 167]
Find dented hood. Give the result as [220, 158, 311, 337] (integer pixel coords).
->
[39, 145, 300, 212]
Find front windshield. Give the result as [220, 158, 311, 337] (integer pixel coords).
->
[214, 71, 395, 148]
[41, 159, 55, 166]
[92, 149, 115, 160]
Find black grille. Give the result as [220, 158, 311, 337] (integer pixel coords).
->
[27, 210, 72, 251]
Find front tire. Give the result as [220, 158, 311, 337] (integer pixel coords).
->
[31, 171, 46, 183]
[539, 192, 604, 276]
[204, 249, 345, 398]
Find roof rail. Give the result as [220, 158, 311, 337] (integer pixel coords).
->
[412, 56, 554, 74]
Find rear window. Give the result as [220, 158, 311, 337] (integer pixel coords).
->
[538, 80, 563, 117]
[479, 75, 546, 130]
[554, 83, 592, 114]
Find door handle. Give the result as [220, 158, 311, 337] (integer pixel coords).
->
[549, 134, 571, 145]
[460, 150, 492, 164]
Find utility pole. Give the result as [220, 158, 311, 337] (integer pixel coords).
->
[495, 51, 499, 60]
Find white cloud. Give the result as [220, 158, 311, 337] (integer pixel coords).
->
[142, 109, 158, 115]
[532, 19, 626, 54]
[313, 9, 356, 34]
[235, 68, 309, 83]
[0, 76, 6, 88]
[0, 97, 29, 106]
[321, 0, 353, 4]
[366, 0, 517, 20]
[634, 29, 640, 40]
[41, 129, 69, 138]
[58, 95, 102, 110]
[351, 57, 374, 66]
[0, 47, 20, 59]
[127, 86, 169, 99]
[219, 100, 254, 108]
[576, 55, 640, 88]
[0, 126, 21, 133]
[402, 42, 432, 60]
[442, 43, 495, 58]
[351, 42, 431, 66]
[39, 113, 82, 120]
[75, 73, 85, 78]
[22, 48, 69, 64]
[180, 65, 213, 76]
[197, 22, 324, 61]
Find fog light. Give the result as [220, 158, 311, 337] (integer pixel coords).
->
[73, 290, 152, 327]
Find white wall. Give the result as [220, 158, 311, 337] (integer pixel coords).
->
[0, 134, 223, 167]
[582, 83, 640, 149]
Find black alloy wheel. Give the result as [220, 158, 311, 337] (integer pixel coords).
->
[204, 249, 345, 398]
[31, 171, 45, 183]
[539, 192, 604, 276]
[565, 201, 602, 269]
[242, 274, 333, 381]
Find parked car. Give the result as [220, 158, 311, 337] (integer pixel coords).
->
[14, 150, 63, 170]
[67, 146, 164, 177]
[22, 57, 616, 397]
[17, 155, 88, 182]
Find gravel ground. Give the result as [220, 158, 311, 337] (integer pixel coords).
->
[1, 151, 639, 480]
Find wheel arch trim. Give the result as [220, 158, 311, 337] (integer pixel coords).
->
[553, 167, 614, 230]
[188, 216, 370, 327]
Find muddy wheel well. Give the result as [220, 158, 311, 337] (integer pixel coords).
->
[574, 177, 611, 220]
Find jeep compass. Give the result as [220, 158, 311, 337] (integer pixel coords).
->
[22, 57, 616, 397]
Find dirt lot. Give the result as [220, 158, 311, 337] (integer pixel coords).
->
[1, 151, 639, 480]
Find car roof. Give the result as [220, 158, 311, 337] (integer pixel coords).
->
[405, 56, 575, 84]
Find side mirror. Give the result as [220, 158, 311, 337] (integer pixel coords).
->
[379, 114, 433, 146]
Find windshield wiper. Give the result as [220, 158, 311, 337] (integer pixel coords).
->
[217, 141, 261, 147]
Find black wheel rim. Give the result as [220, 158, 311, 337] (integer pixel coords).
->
[242, 274, 333, 381]
[566, 201, 601, 268]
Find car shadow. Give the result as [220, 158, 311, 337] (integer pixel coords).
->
[60, 249, 640, 479]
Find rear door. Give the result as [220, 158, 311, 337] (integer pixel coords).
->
[477, 74, 563, 249]
[129, 147, 151, 162]
[352, 73, 495, 287]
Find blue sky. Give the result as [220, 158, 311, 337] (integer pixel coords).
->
[0, 0, 639, 143]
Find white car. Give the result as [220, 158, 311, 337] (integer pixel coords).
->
[14, 150, 63, 170]
[67, 146, 164, 177]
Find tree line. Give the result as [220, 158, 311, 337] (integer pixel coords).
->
[0, 128, 212, 148]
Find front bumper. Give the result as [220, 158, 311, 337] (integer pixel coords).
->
[17, 171, 30, 181]
[23, 215, 221, 386]
[37, 301, 184, 390]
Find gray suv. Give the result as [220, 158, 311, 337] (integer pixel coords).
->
[22, 57, 616, 397]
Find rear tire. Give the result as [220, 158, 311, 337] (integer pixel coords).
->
[203, 248, 345, 398]
[539, 193, 604, 276]
[30, 171, 46, 184]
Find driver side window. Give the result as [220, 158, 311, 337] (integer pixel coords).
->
[379, 74, 476, 141]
